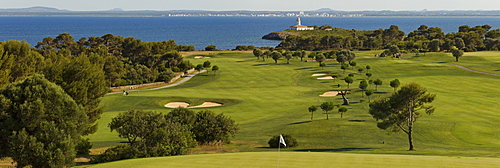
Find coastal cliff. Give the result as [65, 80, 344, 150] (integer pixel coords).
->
[262, 32, 287, 40]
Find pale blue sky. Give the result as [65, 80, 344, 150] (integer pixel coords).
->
[1, 0, 499, 11]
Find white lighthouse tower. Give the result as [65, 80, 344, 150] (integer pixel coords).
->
[290, 17, 313, 31]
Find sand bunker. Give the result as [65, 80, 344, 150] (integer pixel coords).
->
[320, 91, 340, 97]
[311, 73, 327, 77]
[317, 76, 335, 80]
[164, 102, 222, 108]
[191, 102, 223, 108]
[164, 102, 190, 108]
[194, 56, 212, 59]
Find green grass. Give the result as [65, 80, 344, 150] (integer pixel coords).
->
[85, 152, 500, 168]
[88, 51, 500, 159]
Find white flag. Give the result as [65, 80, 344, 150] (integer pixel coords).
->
[279, 134, 286, 147]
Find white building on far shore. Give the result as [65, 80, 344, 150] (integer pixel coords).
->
[290, 17, 314, 31]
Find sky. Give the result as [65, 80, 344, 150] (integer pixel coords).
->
[1, 0, 499, 11]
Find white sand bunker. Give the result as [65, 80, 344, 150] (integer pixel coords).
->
[164, 102, 222, 108]
[320, 91, 340, 97]
[194, 56, 212, 59]
[317, 76, 335, 80]
[164, 102, 190, 108]
[312, 73, 327, 76]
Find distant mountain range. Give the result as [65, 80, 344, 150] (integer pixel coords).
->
[2, 6, 500, 17]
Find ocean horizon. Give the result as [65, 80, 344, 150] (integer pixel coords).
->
[2, 16, 500, 50]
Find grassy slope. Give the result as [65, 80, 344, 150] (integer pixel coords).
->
[88, 51, 500, 158]
[86, 152, 500, 168]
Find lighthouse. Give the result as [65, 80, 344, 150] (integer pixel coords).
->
[290, 17, 314, 31]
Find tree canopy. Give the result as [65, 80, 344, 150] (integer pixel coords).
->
[368, 82, 436, 150]
[0, 75, 88, 167]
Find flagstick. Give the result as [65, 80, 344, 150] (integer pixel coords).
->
[277, 140, 280, 168]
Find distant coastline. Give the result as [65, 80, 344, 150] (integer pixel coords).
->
[2, 6, 500, 17]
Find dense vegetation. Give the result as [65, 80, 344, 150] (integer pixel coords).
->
[0, 75, 88, 168]
[91, 108, 238, 163]
[276, 24, 499, 53]
[0, 34, 198, 167]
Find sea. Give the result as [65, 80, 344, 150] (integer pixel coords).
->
[2, 16, 500, 50]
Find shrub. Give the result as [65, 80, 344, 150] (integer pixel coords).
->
[90, 145, 141, 164]
[76, 138, 93, 155]
[268, 134, 299, 148]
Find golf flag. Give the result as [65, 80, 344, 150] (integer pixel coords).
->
[279, 134, 286, 147]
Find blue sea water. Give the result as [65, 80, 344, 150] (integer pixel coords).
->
[1, 16, 500, 50]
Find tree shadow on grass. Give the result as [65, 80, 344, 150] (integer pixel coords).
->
[252, 63, 270, 66]
[294, 148, 376, 152]
[288, 121, 312, 125]
[295, 67, 314, 70]
[348, 120, 366, 122]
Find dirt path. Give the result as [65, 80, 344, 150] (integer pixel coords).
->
[402, 58, 500, 77]
[448, 63, 500, 77]
[106, 70, 207, 95]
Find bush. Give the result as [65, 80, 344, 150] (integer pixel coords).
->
[76, 138, 93, 155]
[205, 45, 217, 51]
[90, 145, 141, 164]
[268, 134, 299, 148]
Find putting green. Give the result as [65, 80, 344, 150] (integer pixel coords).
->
[86, 152, 500, 168]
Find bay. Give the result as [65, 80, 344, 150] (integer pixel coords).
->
[1, 16, 500, 50]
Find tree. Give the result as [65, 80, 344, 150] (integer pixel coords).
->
[359, 80, 368, 97]
[195, 64, 204, 72]
[373, 78, 383, 91]
[293, 51, 303, 61]
[193, 110, 239, 145]
[338, 107, 348, 118]
[205, 45, 217, 51]
[358, 68, 364, 74]
[341, 63, 349, 74]
[212, 65, 219, 75]
[0, 75, 88, 168]
[390, 79, 401, 92]
[166, 107, 197, 126]
[366, 65, 371, 72]
[337, 50, 355, 64]
[388, 45, 400, 57]
[365, 90, 374, 102]
[428, 39, 441, 52]
[349, 61, 357, 69]
[344, 76, 354, 89]
[451, 49, 464, 62]
[45, 54, 109, 135]
[98, 110, 196, 163]
[338, 90, 350, 105]
[203, 61, 211, 69]
[262, 50, 272, 61]
[253, 48, 263, 60]
[285, 52, 293, 64]
[369, 82, 436, 150]
[308, 105, 318, 120]
[365, 72, 372, 80]
[315, 53, 326, 66]
[301, 51, 307, 61]
[271, 51, 282, 64]
[320, 102, 335, 120]
[454, 37, 466, 50]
